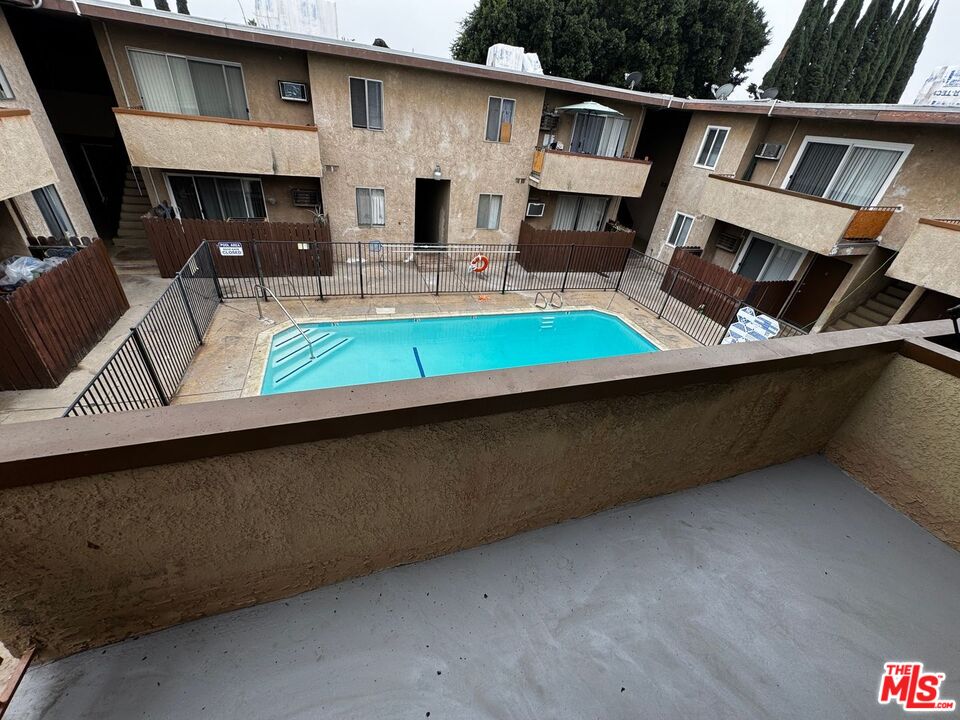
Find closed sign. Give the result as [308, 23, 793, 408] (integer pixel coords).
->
[218, 242, 244, 256]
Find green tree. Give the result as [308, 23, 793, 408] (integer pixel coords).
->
[884, 0, 937, 102]
[129, 0, 143, 6]
[821, 0, 863, 99]
[451, 0, 769, 97]
[842, 0, 894, 102]
[867, 0, 919, 101]
[176, 0, 190, 14]
[761, 0, 821, 97]
[795, 0, 837, 100]
[153, 0, 170, 10]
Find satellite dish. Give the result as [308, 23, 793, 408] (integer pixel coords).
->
[760, 87, 779, 100]
[712, 83, 736, 100]
[624, 71, 643, 91]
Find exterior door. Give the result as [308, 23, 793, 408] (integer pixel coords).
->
[782, 254, 850, 328]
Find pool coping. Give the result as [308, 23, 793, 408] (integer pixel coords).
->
[240, 306, 668, 398]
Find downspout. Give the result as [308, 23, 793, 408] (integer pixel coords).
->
[768, 120, 799, 187]
[102, 22, 130, 107]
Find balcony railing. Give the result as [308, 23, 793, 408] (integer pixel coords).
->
[530, 147, 651, 198]
[0, 109, 57, 201]
[112, 108, 323, 177]
[888, 218, 960, 298]
[701, 174, 897, 256]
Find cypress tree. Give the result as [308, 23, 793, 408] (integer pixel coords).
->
[176, 0, 189, 13]
[795, 0, 837, 100]
[885, 0, 938, 102]
[761, 0, 822, 92]
[153, 0, 170, 10]
[827, 0, 874, 101]
[870, 0, 921, 102]
[843, 0, 894, 102]
[129, 0, 142, 5]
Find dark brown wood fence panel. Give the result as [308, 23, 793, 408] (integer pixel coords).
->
[143, 218, 333, 277]
[660, 247, 797, 326]
[516, 222, 635, 273]
[0, 239, 129, 390]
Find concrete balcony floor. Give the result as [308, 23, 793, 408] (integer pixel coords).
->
[8, 456, 960, 719]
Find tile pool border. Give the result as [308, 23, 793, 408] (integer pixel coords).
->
[241, 306, 668, 398]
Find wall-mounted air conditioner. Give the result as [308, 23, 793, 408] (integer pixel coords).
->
[526, 202, 546, 217]
[755, 143, 784, 160]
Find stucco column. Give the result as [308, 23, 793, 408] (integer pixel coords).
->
[888, 285, 925, 325]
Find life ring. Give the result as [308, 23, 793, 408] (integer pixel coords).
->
[469, 254, 490, 273]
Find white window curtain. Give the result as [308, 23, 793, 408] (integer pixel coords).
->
[477, 194, 502, 229]
[827, 147, 902, 207]
[168, 56, 199, 115]
[130, 50, 180, 114]
[575, 196, 608, 230]
[552, 196, 579, 230]
[597, 117, 629, 158]
[571, 115, 628, 157]
[366, 80, 384, 130]
[552, 195, 608, 231]
[761, 245, 803, 281]
[356, 188, 385, 226]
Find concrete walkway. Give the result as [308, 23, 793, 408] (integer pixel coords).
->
[7, 456, 960, 719]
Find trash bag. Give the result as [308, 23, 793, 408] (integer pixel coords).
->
[0, 255, 46, 284]
[44, 246, 78, 259]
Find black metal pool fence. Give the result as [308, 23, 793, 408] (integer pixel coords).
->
[63, 241, 805, 416]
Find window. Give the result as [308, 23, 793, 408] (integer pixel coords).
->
[128, 49, 248, 119]
[476, 194, 502, 229]
[485, 97, 515, 142]
[551, 195, 609, 231]
[356, 187, 385, 226]
[0, 64, 13, 100]
[350, 77, 384, 130]
[167, 174, 266, 220]
[32, 185, 74, 238]
[735, 234, 805, 282]
[695, 126, 729, 169]
[785, 137, 911, 207]
[666, 212, 695, 247]
[570, 113, 629, 157]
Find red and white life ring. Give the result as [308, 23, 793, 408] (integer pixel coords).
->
[469, 254, 490, 273]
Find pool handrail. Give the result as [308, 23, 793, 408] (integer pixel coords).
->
[254, 284, 316, 360]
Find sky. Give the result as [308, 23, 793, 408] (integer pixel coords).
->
[105, 0, 957, 104]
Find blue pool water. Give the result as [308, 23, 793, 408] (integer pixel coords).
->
[261, 310, 658, 394]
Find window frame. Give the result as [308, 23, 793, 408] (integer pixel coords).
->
[484, 96, 516, 143]
[355, 186, 386, 227]
[781, 135, 913, 207]
[665, 211, 696, 248]
[349, 76, 385, 131]
[164, 172, 268, 221]
[693, 125, 730, 170]
[0, 64, 14, 100]
[476, 193, 503, 230]
[126, 47, 250, 119]
[732, 232, 806, 282]
[570, 113, 631, 158]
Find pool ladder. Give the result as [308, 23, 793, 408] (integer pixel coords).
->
[534, 291, 563, 310]
[254, 283, 316, 360]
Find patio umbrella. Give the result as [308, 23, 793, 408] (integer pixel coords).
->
[553, 100, 622, 116]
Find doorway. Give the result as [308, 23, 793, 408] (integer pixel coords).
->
[414, 178, 450, 244]
[782, 254, 851, 328]
[734, 233, 806, 282]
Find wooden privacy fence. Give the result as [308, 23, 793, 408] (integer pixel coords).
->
[143, 218, 332, 278]
[0, 238, 128, 390]
[662, 247, 796, 326]
[517, 222, 635, 273]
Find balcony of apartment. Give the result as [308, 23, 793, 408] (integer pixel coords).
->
[888, 218, 960, 298]
[2, 319, 959, 718]
[112, 108, 323, 177]
[0, 109, 57, 201]
[530, 147, 652, 198]
[700, 174, 897, 257]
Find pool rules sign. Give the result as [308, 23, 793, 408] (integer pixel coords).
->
[218, 242, 244, 257]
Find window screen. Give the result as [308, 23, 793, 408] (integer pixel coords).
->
[485, 97, 514, 142]
[351, 78, 383, 130]
[477, 194, 503, 229]
[666, 213, 694, 247]
[696, 127, 729, 169]
[356, 188, 386, 226]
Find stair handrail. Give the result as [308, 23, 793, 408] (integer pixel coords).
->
[534, 291, 548, 310]
[549, 291, 563, 308]
[254, 284, 316, 359]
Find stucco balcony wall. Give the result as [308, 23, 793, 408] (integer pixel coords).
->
[535, 150, 651, 198]
[887, 219, 960, 297]
[700, 175, 859, 255]
[0, 110, 57, 201]
[113, 108, 322, 177]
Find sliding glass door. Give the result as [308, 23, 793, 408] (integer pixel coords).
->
[551, 195, 609, 231]
[570, 114, 629, 158]
[786, 138, 907, 207]
[735, 234, 805, 282]
[168, 174, 266, 220]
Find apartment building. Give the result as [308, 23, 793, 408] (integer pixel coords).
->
[0, 7, 95, 260]
[1, 0, 957, 335]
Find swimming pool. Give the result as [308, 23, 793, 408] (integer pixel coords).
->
[260, 310, 659, 394]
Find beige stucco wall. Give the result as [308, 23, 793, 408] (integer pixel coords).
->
[536, 151, 650, 198]
[647, 112, 762, 261]
[748, 119, 960, 252]
[888, 222, 960, 297]
[827, 355, 960, 550]
[0, 9, 94, 237]
[699, 176, 856, 256]
[0, 351, 892, 661]
[114, 111, 323, 177]
[93, 21, 313, 127]
[0, 111, 56, 201]
[308, 55, 544, 244]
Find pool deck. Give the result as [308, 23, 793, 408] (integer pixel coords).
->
[7, 456, 960, 719]
[173, 290, 701, 406]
